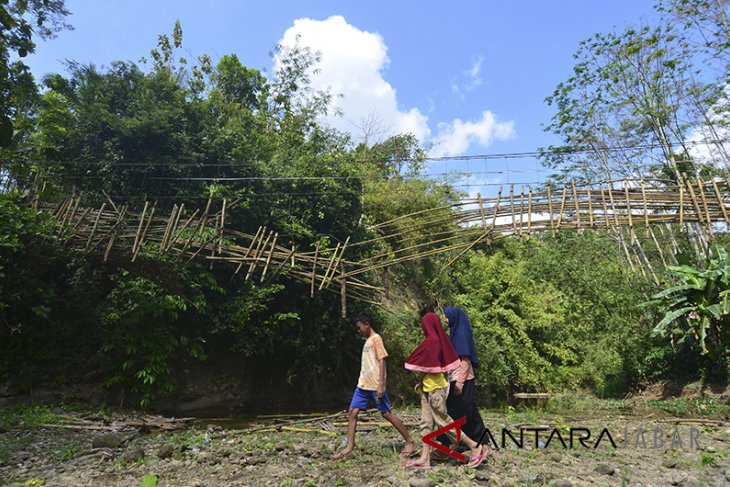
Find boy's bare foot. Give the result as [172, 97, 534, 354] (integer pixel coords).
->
[398, 441, 417, 459]
[332, 447, 354, 460]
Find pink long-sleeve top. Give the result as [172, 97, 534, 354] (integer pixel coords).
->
[448, 357, 475, 390]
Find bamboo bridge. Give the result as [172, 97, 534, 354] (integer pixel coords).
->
[40, 175, 730, 313]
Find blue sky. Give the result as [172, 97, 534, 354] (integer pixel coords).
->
[25, 0, 660, 197]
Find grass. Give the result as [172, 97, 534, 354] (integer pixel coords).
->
[56, 441, 81, 461]
[0, 405, 60, 430]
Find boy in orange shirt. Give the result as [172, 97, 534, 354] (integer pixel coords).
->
[332, 313, 416, 460]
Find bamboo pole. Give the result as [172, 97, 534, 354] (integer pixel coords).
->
[556, 185, 568, 229]
[477, 192, 486, 232]
[85, 204, 106, 251]
[640, 179, 649, 227]
[527, 188, 533, 237]
[103, 206, 127, 262]
[571, 180, 580, 232]
[233, 226, 264, 275]
[711, 180, 729, 225]
[310, 242, 320, 298]
[546, 181, 555, 236]
[132, 201, 149, 255]
[260, 232, 279, 282]
[132, 204, 157, 262]
[696, 176, 714, 238]
[245, 230, 272, 280]
[586, 183, 594, 229]
[319, 243, 341, 291]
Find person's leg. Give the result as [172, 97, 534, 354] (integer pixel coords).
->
[427, 387, 484, 462]
[461, 380, 486, 443]
[379, 392, 416, 457]
[334, 388, 368, 459]
[414, 392, 434, 466]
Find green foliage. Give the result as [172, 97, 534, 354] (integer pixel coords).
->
[0, 405, 59, 430]
[139, 475, 157, 487]
[648, 244, 730, 379]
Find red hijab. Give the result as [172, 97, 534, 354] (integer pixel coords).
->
[405, 312, 461, 373]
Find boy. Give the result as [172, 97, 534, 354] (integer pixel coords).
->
[332, 313, 416, 459]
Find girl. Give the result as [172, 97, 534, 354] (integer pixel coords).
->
[443, 306, 491, 453]
[404, 312, 489, 468]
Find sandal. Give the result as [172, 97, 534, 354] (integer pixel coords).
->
[467, 445, 489, 468]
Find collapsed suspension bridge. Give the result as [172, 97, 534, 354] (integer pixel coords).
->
[39, 175, 730, 315]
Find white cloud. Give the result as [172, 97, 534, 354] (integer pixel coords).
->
[430, 111, 516, 157]
[276, 16, 430, 142]
[451, 56, 485, 99]
[276, 17, 515, 157]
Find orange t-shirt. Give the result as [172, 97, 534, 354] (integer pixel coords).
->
[357, 333, 388, 391]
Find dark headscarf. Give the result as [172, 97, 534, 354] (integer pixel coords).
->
[444, 306, 479, 368]
[404, 312, 461, 373]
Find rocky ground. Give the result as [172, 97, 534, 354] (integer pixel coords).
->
[1, 395, 730, 487]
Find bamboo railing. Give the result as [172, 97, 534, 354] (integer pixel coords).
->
[43, 176, 730, 313]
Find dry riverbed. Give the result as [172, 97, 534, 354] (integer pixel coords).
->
[1, 397, 730, 487]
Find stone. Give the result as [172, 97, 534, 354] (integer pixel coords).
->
[594, 464, 616, 476]
[275, 443, 286, 452]
[662, 458, 679, 469]
[91, 432, 126, 449]
[474, 471, 490, 482]
[17, 451, 30, 462]
[705, 446, 716, 453]
[550, 453, 563, 462]
[121, 448, 145, 463]
[677, 478, 701, 487]
[555, 480, 573, 487]
[157, 444, 175, 459]
[408, 479, 436, 487]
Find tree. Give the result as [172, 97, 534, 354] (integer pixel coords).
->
[0, 0, 70, 147]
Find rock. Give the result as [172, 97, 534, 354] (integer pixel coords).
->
[408, 479, 436, 487]
[91, 432, 126, 449]
[275, 443, 286, 452]
[662, 458, 679, 468]
[555, 480, 573, 487]
[121, 448, 145, 463]
[474, 471, 490, 482]
[157, 444, 175, 459]
[705, 446, 716, 453]
[550, 453, 562, 462]
[17, 451, 30, 461]
[594, 464, 616, 476]
[677, 478, 701, 487]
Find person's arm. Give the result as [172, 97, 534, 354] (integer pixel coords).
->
[377, 357, 386, 399]
[454, 357, 471, 395]
[414, 372, 425, 391]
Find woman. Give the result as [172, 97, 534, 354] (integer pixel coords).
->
[443, 306, 490, 451]
[403, 312, 489, 468]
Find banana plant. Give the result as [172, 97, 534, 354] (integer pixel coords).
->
[647, 244, 730, 359]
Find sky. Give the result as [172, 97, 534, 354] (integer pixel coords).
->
[24, 0, 661, 198]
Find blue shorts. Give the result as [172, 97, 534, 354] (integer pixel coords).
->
[349, 387, 392, 414]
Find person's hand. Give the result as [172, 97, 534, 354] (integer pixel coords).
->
[414, 382, 421, 392]
[377, 385, 385, 400]
[454, 386, 463, 396]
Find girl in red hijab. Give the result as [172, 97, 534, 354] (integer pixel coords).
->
[404, 312, 489, 468]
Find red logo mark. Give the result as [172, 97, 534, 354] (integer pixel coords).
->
[422, 416, 467, 462]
